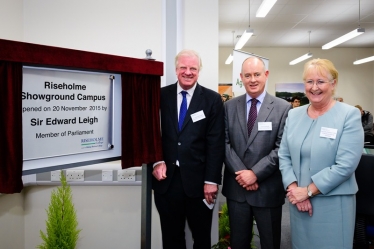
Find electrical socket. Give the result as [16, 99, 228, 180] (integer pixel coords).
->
[117, 169, 136, 181]
[66, 170, 84, 181]
[51, 170, 61, 182]
[102, 170, 113, 182]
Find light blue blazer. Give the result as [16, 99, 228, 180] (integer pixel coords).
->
[279, 102, 364, 195]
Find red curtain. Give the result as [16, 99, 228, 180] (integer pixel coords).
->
[121, 73, 163, 168]
[0, 61, 23, 193]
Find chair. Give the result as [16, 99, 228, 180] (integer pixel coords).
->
[354, 153, 374, 248]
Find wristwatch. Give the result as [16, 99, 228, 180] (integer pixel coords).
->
[307, 185, 314, 198]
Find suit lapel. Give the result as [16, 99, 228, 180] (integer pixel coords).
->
[179, 83, 203, 132]
[166, 83, 179, 133]
[236, 94, 248, 139]
[247, 92, 274, 146]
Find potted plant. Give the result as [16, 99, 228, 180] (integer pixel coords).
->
[37, 170, 81, 249]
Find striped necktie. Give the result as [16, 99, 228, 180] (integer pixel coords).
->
[247, 98, 258, 137]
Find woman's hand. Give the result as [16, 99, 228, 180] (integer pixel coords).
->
[286, 186, 309, 204]
[296, 199, 313, 216]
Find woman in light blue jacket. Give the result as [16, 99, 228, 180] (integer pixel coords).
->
[279, 58, 364, 249]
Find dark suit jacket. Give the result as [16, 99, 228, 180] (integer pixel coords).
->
[222, 92, 291, 207]
[152, 82, 225, 198]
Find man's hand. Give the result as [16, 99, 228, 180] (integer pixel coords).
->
[235, 170, 257, 188]
[204, 184, 218, 204]
[152, 162, 167, 181]
[245, 182, 259, 191]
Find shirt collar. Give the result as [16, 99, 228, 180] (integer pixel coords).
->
[246, 90, 266, 104]
[177, 82, 197, 96]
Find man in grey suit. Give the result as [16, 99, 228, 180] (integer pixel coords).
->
[222, 56, 291, 249]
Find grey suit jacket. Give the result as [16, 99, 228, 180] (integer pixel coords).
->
[222, 92, 291, 207]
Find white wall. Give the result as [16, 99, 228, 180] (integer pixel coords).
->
[220, 47, 374, 113]
[22, 185, 163, 249]
[0, 193, 24, 249]
[20, 0, 219, 93]
[162, 0, 219, 92]
[183, 0, 219, 92]
[22, 0, 163, 60]
[0, 0, 220, 97]
[0, 0, 23, 41]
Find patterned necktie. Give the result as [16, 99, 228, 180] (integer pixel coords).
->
[247, 98, 258, 137]
[178, 91, 188, 131]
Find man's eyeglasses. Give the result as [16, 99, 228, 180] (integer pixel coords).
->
[304, 79, 333, 86]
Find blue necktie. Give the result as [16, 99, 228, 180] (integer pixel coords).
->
[179, 91, 187, 131]
[247, 98, 258, 137]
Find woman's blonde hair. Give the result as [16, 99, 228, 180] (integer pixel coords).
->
[303, 58, 339, 94]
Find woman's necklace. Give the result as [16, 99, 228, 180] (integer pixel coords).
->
[308, 100, 336, 119]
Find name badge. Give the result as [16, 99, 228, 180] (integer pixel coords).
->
[191, 110, 206, 123]
[258, 122, 272, 131]
[320, 127, 337, 139]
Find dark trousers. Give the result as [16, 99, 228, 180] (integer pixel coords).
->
[154, 167, 213, 249]
[227, 199, 282, 249]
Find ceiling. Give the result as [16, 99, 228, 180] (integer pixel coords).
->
[219, 0, 374, 48]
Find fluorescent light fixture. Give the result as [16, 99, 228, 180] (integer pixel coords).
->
[256, 0, 277, 18]
[235, 29, 254, 49]
[322, 28, 365, 50]
[353, 55, 374, 65]
[289, 53, 313, 65]
[225, 54, 233, 64]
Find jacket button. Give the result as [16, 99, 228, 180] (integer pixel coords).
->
[178, 142, 181, 145]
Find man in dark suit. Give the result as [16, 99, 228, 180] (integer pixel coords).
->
[223, 56, 291, 249]
[152, 49, 225, 249]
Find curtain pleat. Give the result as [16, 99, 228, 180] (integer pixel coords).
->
[121, 73, 163, 168]
[0, 61, 23, 193]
